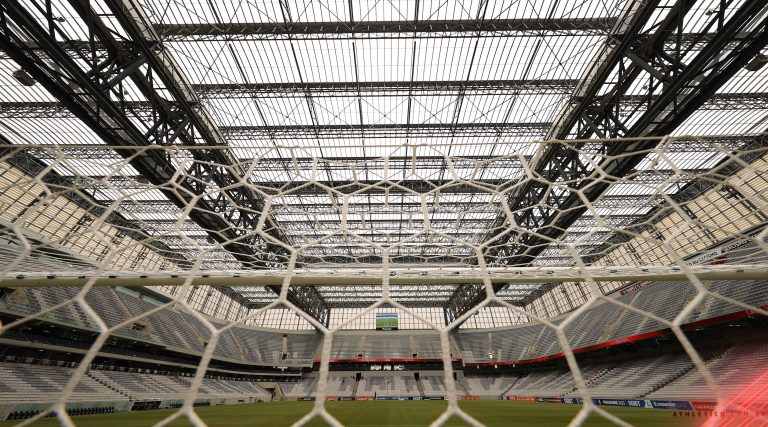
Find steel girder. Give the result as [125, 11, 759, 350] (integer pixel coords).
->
[111, 193, 685, 214]
[220, 122, 550, 140]
[3, 93, 766, 129]
[443, 0, 768, 323]
[0, 0, 330, 326]
[193, 80, 577, 97]
[154, 18, 617, 41]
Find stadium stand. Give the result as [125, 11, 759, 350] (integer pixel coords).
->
[456, 279, 768, 363]
[278, 377, 317, 399]
[0, 363, 270, 405]
[0, 363, 125, 403]
[647, 341, 768, 405]
[330, 331, 443, 359]
[4, 276, 765, 373]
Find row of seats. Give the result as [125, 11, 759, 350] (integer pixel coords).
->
[458, 279, 768, 363]
[648, 341, 768, 405]
[1, 273, 766, 367]
[0, 286, 320, 365]
[88, 370, 270, 401]
[329, 332, 443, 359]
[0, 362, 271, 404]
[2, 340, 765, 406]
[0, 363, 124, 403]
[456, 341, 768, 403]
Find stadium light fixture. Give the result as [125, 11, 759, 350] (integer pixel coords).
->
[745, 54, 768, 71]
[12, 69, 36, 86]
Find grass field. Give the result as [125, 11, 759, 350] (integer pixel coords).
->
[0, 401, 703, 426]
[375, 319, 398, 328]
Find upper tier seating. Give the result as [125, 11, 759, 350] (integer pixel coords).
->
[457, 279, 768, 363]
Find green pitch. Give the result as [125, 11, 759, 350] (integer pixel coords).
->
[376, 318, 398, 328]
[2, 401, 699, 426]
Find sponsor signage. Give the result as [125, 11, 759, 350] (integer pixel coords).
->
[561, 398, 650, 408]
[597, 399, 627, 407]
[356, 396, 374, 401]
[650, 400, 693, 410]
[374, 396, 445, 401]
[325, 396, 337, 401]
[595, 399, 649, 407]
[691, 401, 718, 411]
[462, 396, 481, 400]
[337, 397, 355, 401]
[619, 281, 649, 296]
[298, 397, 316, 401]
[509, 396, 536, 401]
[626, 400, 649, 408]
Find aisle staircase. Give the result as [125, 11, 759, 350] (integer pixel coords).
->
[86, 371, 132, 400]
[416, 379, 426, 397]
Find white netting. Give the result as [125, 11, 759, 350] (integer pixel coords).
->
[0, 135, 766, 426]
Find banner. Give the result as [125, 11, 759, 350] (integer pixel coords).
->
[626, 400, 650, 408]
[561, 397, 583, 405]
[596, 399, 629, 407]
[373, 396, 445, 401]
[691, 401, 717, 411]
[537, 397, 562, 403]
[325, 396, 337, 401]
[338, 397, 355, 401]
[462, 396, 481, 400]
[509, 396, 536, 401]
[356, 396, 374, 401]
[650, 400, 693, 410]
[298, 397, 316, 401]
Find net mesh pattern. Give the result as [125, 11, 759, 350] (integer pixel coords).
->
[0, 135, 766, 426]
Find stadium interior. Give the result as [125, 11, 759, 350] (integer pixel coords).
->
[0, 0, 767, 426]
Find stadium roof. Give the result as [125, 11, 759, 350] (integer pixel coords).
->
[0, 0, 766, 324]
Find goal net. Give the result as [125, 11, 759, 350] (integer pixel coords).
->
[0, 134, 766, 426]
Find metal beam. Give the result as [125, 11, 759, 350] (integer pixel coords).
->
[193, 80, 578, 97]
[220, 122, 550, 139]
[4, 93, 766, 134]
[111, 194, 671, 213]
[155, 18, 617, 40]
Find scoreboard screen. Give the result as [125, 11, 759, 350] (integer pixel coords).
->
[375, 313, 398, 330]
